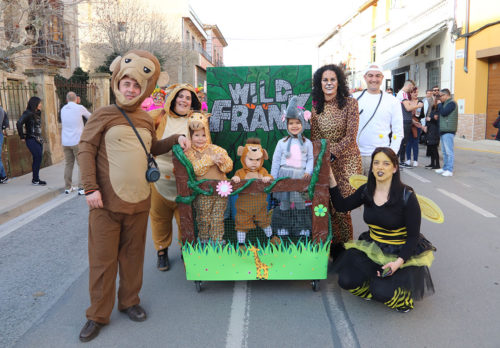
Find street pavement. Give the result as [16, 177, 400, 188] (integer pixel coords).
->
[0, 138, 499, 347]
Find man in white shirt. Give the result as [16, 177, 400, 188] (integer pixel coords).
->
[353, 63, 404, 175]
[396, 80, 415, 102]
[61, 91, 91, 194]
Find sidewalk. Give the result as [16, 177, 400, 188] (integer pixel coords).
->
[0, 161, 74, 225]
[1, 138, 499, 226]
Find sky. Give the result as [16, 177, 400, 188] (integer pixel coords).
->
[190, 0, 361, 70]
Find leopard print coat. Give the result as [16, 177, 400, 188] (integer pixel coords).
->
[311, 97, 362, 243]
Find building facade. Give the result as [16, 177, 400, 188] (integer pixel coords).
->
[318, 0, 455, 95]
[0, 0, 81, 175]
[78, 0, 227, 88]
[453, 0, 500, 141]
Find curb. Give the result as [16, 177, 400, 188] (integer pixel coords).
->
[0, 186, 64, 225]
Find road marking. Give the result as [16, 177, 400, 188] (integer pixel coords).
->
[323, 280, 359, 348]
[456, 146, 500, 154]
[402, 170, 431, 183]
[0, 194, 75, 239]
[437, 188, 497, 218]
[226, 281, 250, 348]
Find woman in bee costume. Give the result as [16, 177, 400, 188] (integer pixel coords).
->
[328, 147, 442, 312]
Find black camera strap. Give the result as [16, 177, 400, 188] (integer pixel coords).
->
[115, 105, 157, 167]
[356, 90, 383, 142]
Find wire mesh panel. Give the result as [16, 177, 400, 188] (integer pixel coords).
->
[173, 140, 331, 282]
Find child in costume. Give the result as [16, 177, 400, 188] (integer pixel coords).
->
[184, 112, 233, 243]
[195, 85, 208, 112]
[271, 96, 314, 238]
[231, 138, 273, 248]
[146, 87, 166, 111]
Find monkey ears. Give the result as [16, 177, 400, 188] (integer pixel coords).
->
[110, 56, 122, 73]
[157, 72, 169, 87]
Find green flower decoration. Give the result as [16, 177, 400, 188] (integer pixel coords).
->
[314, 204, 327, 217]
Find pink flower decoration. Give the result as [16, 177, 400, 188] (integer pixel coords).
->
[303, 110, 312, 122]
[297, 106, 305, 110]
[216, 181, 233, 197]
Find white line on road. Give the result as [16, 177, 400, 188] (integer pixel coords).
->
[402, 170, 431, 183]
[437, 188, 497, 218]
[324, 281, 358, 348]
[226, 281, 250, 348]
[0, 193, 76, 239]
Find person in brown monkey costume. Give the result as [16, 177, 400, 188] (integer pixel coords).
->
[231, 138, 274, 249]
[77, 50, 189, 342]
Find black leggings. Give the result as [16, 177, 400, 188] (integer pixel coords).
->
[427, 144, 440, 167]
[26, 138, 43, 181]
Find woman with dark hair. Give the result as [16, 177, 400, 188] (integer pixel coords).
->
[149, 84, 200, 271]
[329, 147, 435, 312]
[401, 87, 424, 167]
[311, 64, 362, 254]
[424, 100, 440, 169]
[16, 96, 46, 185]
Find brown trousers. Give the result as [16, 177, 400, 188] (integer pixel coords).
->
[86, 208, 148, 324]
[150, 185, 181, 250]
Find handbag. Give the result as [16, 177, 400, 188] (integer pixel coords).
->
[115, 105, 160, 182]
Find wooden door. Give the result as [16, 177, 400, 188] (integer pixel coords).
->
[486, 57, 500, 139]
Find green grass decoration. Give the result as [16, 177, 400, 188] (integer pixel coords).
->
[182, 238, 331, 281]
[308, 139, 327, 199]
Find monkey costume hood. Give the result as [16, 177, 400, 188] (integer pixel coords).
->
[110, 50, 162, 112]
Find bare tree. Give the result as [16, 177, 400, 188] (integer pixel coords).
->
[0, 0, 82, 72]
[85, 0, 181, 69]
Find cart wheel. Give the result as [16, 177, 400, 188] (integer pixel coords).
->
[311, 280, 320, 292]
[195, 281, 202, 292]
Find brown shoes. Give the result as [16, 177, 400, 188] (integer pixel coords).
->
[120, 304, 147, 322]
[79, 320, 103, 342]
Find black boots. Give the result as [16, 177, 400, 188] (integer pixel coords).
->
[157, 248, 169, 271]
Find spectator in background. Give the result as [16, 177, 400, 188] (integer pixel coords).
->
[0, 102, 9, 183]
[16, 96, 46, 185]
[396, 80, 415, 102]
[385, 87, 394, 96]
[61, 91, 91, 194]
[435, 89, 458, 177]
[424, 100, 440, 169]
[432, 85, 440, 99]
[400, 87, 423, 167]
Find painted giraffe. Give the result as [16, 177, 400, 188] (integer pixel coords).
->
[248, 246, 271, 280]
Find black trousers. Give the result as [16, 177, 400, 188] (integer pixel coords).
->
[427, 144, 440, 168]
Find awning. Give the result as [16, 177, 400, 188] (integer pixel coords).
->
[380, 23, 448, 70]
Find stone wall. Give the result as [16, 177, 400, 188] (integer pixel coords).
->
[457, 113, 487, 141]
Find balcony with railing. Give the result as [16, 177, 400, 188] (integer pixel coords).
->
[32, 39, 67, 67]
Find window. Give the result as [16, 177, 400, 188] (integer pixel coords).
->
[370, 36, 377, 63]
[428, 67, 440, 90]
